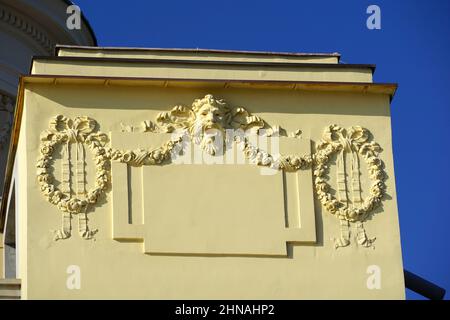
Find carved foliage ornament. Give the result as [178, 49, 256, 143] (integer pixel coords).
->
[36, 95, 386, 248]
[37, 115, 108, 240]
[154, 94, 265, 156]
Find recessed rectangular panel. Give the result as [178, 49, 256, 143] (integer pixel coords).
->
[278, 137, 317, 242]
[142, 165, 287, 256]
[110, 132, 316, 251]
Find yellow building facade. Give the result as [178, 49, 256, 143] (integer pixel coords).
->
[0, 46, 404, 299]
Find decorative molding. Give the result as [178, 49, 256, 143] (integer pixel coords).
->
[154, 94, 265, 155]
[36, 95, 386, 248]
[289, 129, 302, 138]
[314, 125, 384, 248]
[37, 115, 108, 240]
[0, 93, 14, 149]
[0, 5, 54, 54]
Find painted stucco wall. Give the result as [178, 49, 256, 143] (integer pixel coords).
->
[17, 81, 404, 299]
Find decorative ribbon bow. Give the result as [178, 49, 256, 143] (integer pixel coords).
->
[44, 116, 97, 240]
[323, 125, 372, 248]
[323, 125, 369, 207]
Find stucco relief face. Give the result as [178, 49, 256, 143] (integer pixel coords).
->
[197, 103, 225, 128]
[190, 95, 230, 155]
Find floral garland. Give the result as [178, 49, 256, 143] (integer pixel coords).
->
[37, 113, 386, 243]
[38, 120, 385, 223]
[37, 116, 186, 216]
[237, 125, 385, 222]
[313, 125, 385, 222]
[235, 132, 313, 171]
[37, 116, 109, 215]
[107, 135, 184, 166]
[36, 92, 388, 247]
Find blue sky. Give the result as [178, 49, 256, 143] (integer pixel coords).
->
[74, 0, 450, 299]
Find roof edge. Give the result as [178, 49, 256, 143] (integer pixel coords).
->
[32, 55, 374, 72]
[55, 45, 340, 59]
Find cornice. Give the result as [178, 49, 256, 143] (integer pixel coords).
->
[20, 74, 398, 99]
[0, 4, 54, 54]
[32, 55, 376, 72]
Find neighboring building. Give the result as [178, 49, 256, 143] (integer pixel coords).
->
[0, 0, 96, 298]
[0, 45, 404, 299]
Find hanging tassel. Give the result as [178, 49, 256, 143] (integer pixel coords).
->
[334, 219, 351, 249]
[75, 141, 97, 240]
[355, 221, 376, 247]
[336, 150, 348, 206]
[76, 142, 85, 196]
[62, 142, 71, 195]
[351, 150, 362, 206]
[54, 141, 73, 241]
[333, 142, 351, 249]
[78, 207, 97, 239]
[352, 149, 375, 247]
[53, 212, 72, 241]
